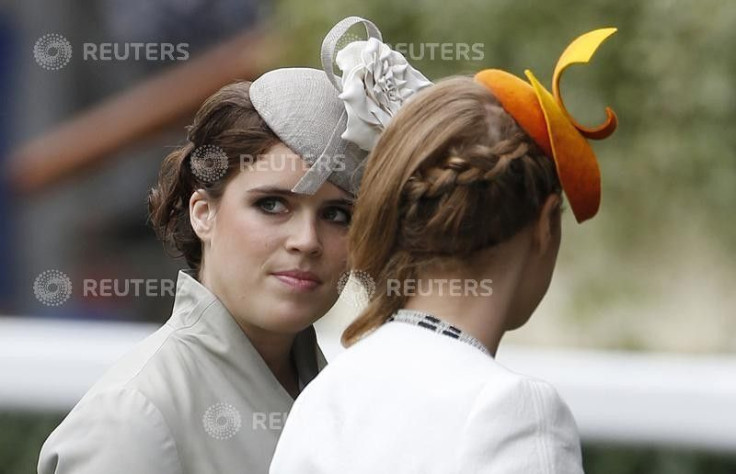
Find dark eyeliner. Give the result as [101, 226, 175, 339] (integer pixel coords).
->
[254, 196, 288, 214]
[325, 206, 352, 225]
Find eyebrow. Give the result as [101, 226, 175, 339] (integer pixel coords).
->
[246, 186, 354, 206]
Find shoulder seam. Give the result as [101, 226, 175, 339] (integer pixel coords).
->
[527, 379, 553, 474]
[126, 297, 220, 387]
[94, 387, 185, 474]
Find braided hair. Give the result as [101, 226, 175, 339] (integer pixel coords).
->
[342, 76, 561, 346]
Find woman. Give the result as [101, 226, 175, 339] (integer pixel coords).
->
[270, 29, 618, 473]
[37, 17, 429, 474]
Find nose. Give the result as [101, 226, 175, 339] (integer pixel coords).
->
[285, 212, 323, 257]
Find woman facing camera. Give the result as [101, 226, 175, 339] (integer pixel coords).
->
[270, 29, 618, 473]
[37, 16, 429, 474]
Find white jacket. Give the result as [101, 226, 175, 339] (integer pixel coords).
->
[38, 270, 327, 474]
[270, 320, 584, 473]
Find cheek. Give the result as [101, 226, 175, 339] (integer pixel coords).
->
[214, 206, 281, 264]
[320, 230, 349, 273]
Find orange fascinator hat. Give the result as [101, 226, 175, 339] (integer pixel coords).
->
[474, 28, 618, 223]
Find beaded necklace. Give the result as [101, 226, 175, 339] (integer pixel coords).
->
[388, 309, 491, 357]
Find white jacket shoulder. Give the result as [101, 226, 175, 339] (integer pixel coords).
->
[457, 376, 584, 474]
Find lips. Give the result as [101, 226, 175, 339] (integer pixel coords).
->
[271, 269, 322, 291]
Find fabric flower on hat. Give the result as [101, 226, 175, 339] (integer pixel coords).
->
[336, 37, 432, 151]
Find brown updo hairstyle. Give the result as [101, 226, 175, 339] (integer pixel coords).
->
[342, 76, 563, 346]
[148, 81, 279, 276]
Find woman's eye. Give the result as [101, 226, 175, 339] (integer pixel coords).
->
[256, 197, 288, 214]
[323, 207, 351, 225]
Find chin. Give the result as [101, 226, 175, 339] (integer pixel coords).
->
[505, 308, 535, 331]
[505, 318, 527, 331]
[262, 317, 316, 335]
[262, 303, 331, 334]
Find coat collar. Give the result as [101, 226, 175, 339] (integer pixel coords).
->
[168, 269, 327, 398]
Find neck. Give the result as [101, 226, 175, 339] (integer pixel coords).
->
[236, 320, 300, 397]
[401, 240, 529, 357]
[198, 265, 300, 398]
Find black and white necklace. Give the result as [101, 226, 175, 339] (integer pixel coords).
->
[388, 309, 491, 357]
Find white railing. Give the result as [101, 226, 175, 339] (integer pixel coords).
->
[1, 316, 735, 452]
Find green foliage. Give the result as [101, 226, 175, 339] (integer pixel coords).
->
[4, 412, 736, 474]
[583, 443, 736, 474]
[0, 412, 65, 474]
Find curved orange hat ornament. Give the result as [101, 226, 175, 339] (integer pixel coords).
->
[474, 28, 618, 223]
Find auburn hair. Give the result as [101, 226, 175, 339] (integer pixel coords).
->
[342, 76, 562, 346]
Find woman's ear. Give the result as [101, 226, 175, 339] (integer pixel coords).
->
[532, 194, 562, 255]
[189, 189, 216, 242]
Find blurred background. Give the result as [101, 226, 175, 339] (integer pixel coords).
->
[0, 0, 735, 473]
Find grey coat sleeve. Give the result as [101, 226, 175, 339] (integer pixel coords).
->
[38, 388, 183, 474]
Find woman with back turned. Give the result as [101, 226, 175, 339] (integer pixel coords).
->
[270, 28, 619, 473]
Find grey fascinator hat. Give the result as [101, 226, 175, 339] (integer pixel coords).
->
[250, 16, 432, 196]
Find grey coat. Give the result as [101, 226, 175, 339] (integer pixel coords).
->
[38, 270, 327, 474]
